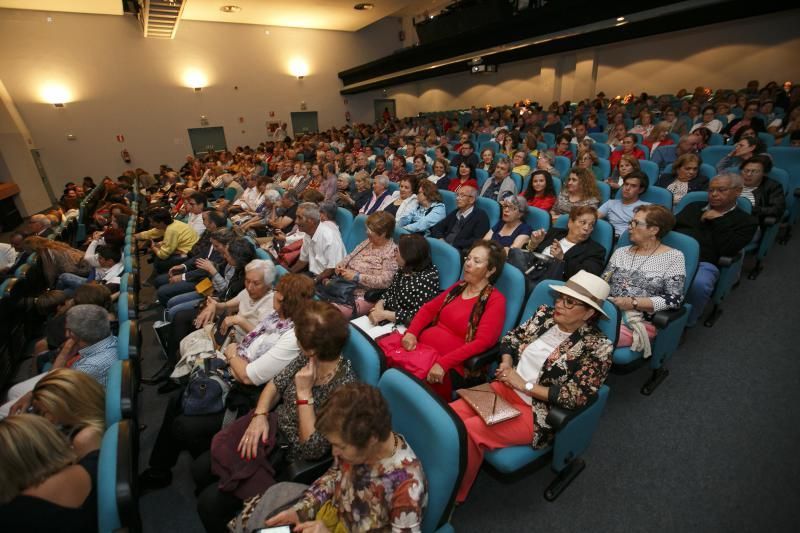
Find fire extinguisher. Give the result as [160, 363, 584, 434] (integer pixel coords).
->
[345, 111, 351, 122]
[121, 149, 131, 163]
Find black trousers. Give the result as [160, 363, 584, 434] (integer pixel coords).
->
[153, 254, 188, 274]
[148, 389, 224, 471]
[165, 307, 200, 366]
[192, 451, 243, 533]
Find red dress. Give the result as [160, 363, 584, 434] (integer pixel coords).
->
[448, 178, 479, 193]
[527, 194, 557, 212]
[609, 148, 646, 169]
[406, 283, 506, 400]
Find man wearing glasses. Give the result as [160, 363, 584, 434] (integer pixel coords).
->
[674, 173, 757, 326]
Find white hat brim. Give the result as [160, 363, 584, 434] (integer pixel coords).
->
[550, 284, 609, 319]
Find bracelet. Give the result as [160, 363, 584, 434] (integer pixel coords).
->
[252, 411, 267, 417]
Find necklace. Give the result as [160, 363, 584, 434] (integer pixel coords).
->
[314, 357, 342, 386]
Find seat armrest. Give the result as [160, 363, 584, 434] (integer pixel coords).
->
[545, 393, 600, 431]
[652, 307, 687, 329]
[463, 345, 500, 372]
[763, 216, 777, 226]
[284, 457, 333, 485]
[717, 255, 737, 267]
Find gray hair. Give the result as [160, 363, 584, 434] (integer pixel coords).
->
[264, 189, 281, 204]
[502, 195, 528, 214]
[66, 304, 111, 344]
[298, 202, 320, 222]
[538, 151, 554, 164]
[374, 174, 390, 188]
[31, 214, 51, 227]
[354, 171, 371, 185]
[460, 185, 478, 199]
[244, 259, 276, 285]
[712, 172, 743, 189]
[318, 202, 337, 221]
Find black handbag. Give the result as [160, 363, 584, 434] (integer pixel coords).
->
[315, 276, 359, 308]
[507, 248, 565, 292]
[182, 358, 232, 416]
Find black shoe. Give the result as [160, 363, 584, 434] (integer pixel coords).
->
[158, 379, 183, 394]
[139, 468, 172, 493]
[141, 363, 172, 385]
[152, 321, 171, 358]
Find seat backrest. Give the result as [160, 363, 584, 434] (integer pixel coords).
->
[106, 360, 123, 427]
[492, 262, 526, 335]
[554, 215, 614, 263]
[481, 140, 499, 154]
[521, 279, 620, 345]
[426, 237, 461, 290]
[757, 132, 775, 147]
[639, 160, 660, 183]
[378, 369, 466, 533]
[117, 320, 130, 360]
[596, 181, 611, 204]
[524, 205, 551, 232]
[346, 215, 367, 252]
[767, 147, 800, 181]
[639, 185, 673, 210]
[589, 132, 609, 144]
[699, 146, 730, 169]
[708, 133, 725, 146]
[674, 191, 708, 214]
[592, 142, 611, 159]
[98, 421, 138, 533]
[440, 190, 457, 215]
[475, 168, 489, 189]
[615, 230, 700, 295]
[388, 182, 400, 194]
[593, 158, 611, 180]
[476, 196, 500, 228]
[543, 132, 555, 148]
[699, 163, 717, 181]
[554, 155, 571, 178]
[342, 325, 383, 386]
[335, 207, 354, 244]
[509, 172, 523, 193]
[275, 264, 289, 280]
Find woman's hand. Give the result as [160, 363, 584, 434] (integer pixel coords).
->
[314, 268, 335, 283]
[495, 356, 513, 378]
[550, 239, 565, 261]
[401, 332, 417, 351]
[295, 521, 331, 533]
[294, 358, 317, 398]
[224, 342, 238, 362]
[237, 413, 269, 460]
[426, 363, 445, 384]
[496, 367, 526, 391]
[221, 314, 240, 331]
[265, 509, 299, 528]
[193, 299, 217, 328]
[196, 258, 218, 276]
[529, 228, 546, 248]
[335, 267, 356, 281]
[606, 178, 621, 189]
[609, 296, 633, 310]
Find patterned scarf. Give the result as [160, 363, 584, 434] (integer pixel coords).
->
[431, 281, 494, 342]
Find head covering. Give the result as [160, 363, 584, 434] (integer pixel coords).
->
[550, 270, 610, 318]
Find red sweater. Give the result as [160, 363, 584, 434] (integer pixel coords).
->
[448, 178, 479, 193]
[609, 148, 646, 169]
[407, 283, 506, 375]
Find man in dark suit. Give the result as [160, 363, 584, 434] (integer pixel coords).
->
[430, 185, 489, 255]
[674, 173, 757, 326]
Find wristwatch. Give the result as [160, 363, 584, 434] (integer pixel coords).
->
[296, 398, 315, 406]
[524, 382, 534, 395]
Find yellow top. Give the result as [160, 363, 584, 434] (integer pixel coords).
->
[137, 219, 198, 259]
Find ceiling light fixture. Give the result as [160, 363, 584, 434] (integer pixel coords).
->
[220, 5, 241, 13]
[354, 3, 374, 10]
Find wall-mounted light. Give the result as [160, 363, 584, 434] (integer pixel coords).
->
[288, 58, 309, 80]
[40, 83, 72, 107]
[183, 69, 208, 91]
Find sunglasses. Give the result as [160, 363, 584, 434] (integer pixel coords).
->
[556, 294, 589, 309]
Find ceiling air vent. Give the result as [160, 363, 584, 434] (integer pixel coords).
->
[138, 0, 186, 39]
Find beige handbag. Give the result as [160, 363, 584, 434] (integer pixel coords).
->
[456, 383, 521, 426]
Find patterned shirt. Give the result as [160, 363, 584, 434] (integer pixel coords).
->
[602, 246, 686, 315]
[70, 335, 118, 387]
[294, 434, 428, 533]
[552, 190, 599, 216]
[381, 266, 441, 326]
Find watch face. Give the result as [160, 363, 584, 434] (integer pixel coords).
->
[525, 382, 533, 391]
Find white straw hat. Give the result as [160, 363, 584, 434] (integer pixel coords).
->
[550, 270, 610, 318]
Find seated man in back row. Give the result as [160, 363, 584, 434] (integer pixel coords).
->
[430, 185, 489, 256]
[135, 207, 199, 273]
[673, 173, 757, 327]
[598, 171, 650, 237]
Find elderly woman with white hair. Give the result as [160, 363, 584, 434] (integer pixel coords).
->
[359, 174, 397, 215]
[483, 195, 532, 251]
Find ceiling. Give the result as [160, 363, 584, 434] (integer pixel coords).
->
[0, 0, 452, 31]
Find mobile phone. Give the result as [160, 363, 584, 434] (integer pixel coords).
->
[252, 527, 291, 533]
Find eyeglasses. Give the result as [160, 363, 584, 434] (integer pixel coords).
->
[556, 294, 588, 309]
[628, 219, 650, 228]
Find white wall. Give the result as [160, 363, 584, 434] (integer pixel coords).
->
[351, 10, 800, 116]
[0, 9, 399, 194]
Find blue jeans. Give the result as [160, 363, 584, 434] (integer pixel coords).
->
[166, 292, 204, 321]
[687, 262, 719, 326]
[157, 281, 198, 306]
[56, 272, 89, 295]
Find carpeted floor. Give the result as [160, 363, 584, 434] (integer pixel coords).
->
[137, 238, 800, 533]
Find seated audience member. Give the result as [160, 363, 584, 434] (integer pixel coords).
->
[183, 191, 207, 237]
[574, 148, 599, 177]
[722, 100, 766, 137]
[674, 173, 758, 326]
[21, 237, 91, 287]
[656, 153, 706, 207]
[1, 304, 117, 417]
[394, 240, 507, 400]
[524, 170, 558, 211]
[448, 161, 480, 193]
[231, 175, 261, 214]
[28, 213, 55, 238]
[255, 383, 427, 533]
[480, 158, 517, 201]
[398, 180, 447, 235]
[369, 156, 387, 180]
[135, 207, 199, 273]
[0, 232, 25, 279]
[552, 133, 574, 160]
[26, 369, 106, 458]
[427, 157, 451, 190]
[0, 415, 100, 532]
[384, 175, 418, 219]
[450, 270, 612, 503]
[223, 273, 315, 386]
[451, 140, 479, 168]
[716, 135, 767, 174]
[338, 170, 372, 215]
[551, 168, 601, 220]
[268, 189, 300, 232]
[191, 302, 358, 531]
[536, 151, 560, 179]
[511, 150, 531, 177]
[609, 134, 646, 171]
[484, 195, 532, 251]
[509, 206, 606, 292]
[221, 172, 245, 203]
[56, 239, 123, 295]
[607, 122, 628, 149]
[316, 211, 398, 317]
[367, 234, 441, 327]
[603, 205, 686, 351]
[386, 156, 407, 183]
[643, 122, 675, 154]
[430, 185, 490, 256]
[290, 202, 346, 276]
[651, 133, 700, 171]
[738, 155, 785, 226]
[409, 155, 428, 182]
[691, 106, 724, 134]
[599, 171, 651, 237]
[360, 174, 396, 215]
[629, 109, 655, 137]
[478, 148, 497, 175]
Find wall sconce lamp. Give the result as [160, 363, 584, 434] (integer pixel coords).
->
[183, 69, 208, 91]
[41, 84, 71, 108]
[288, 59, 309, 80]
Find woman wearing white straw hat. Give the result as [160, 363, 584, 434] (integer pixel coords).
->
[450, 269, 614, 503]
